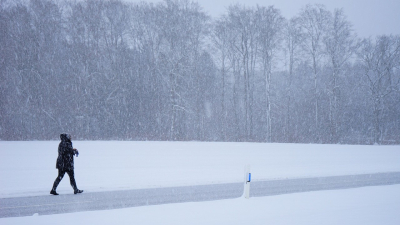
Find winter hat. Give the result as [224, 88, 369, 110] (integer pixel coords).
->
[60, 133, 72, 141]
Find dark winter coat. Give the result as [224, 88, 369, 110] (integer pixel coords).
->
[56, 134, 77, 171]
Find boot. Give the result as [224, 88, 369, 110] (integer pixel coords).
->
[50, 190, 59, 195]
[74, 189, 84, 194]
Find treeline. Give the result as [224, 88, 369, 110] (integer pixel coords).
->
[1, 0, 399, 144]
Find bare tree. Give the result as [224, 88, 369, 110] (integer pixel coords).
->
[358, 35, 400, 144]
[212, 16, 231, 140]
[298, 4, 330, 142]
[225, 5, 260, 140]
[255, 5, 284, 142]
[323, 8, 358, 143]
[155, 0, 209, 140]
[283, 16, 303, 142]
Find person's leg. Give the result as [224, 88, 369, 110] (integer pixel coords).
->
[51, 170, 65, 195]
[66, 170, 83, 194]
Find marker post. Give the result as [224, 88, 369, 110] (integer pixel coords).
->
[244, 165, 251, 199]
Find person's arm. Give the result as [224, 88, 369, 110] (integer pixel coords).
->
[62, 142, 75, 155]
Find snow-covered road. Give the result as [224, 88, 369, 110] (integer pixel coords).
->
[2, 172, 400, 218]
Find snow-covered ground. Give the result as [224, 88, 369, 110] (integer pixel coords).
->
[1, 141, 399, 198]
[2, 184, 400, 225]
[1, 141, 399, 224]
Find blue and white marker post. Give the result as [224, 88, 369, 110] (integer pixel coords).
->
[244, 165, 251, 199]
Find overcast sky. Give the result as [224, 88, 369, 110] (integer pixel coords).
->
[126, 0, 400, 38]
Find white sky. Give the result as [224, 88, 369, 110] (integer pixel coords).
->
[125, 0, 400, 38]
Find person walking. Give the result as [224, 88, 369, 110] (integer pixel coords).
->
[50, 133, 83, 195]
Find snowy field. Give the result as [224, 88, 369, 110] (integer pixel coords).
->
[1, 141, 400, 224]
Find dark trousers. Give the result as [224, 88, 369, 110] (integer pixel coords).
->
[52, 169, 78, 191]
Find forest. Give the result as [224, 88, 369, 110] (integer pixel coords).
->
[1, 0, 399, 144]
